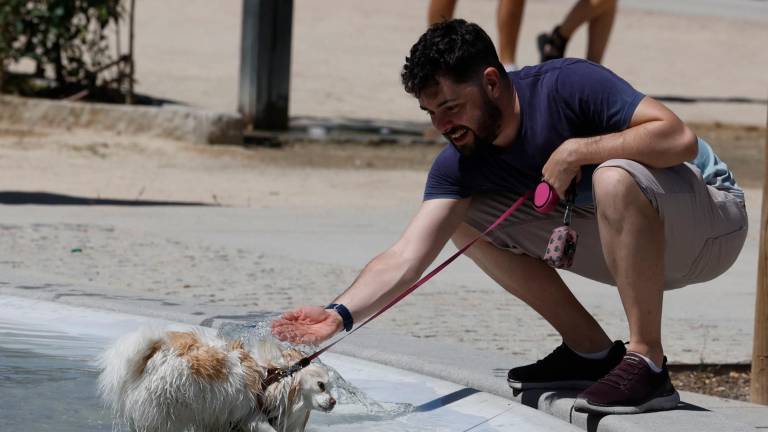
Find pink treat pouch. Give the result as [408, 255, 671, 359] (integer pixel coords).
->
[543, 225, 578, 268]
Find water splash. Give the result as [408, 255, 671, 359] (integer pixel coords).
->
[216, 318, 414, 420]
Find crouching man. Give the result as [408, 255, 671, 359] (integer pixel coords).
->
[272, 20, 747, 414]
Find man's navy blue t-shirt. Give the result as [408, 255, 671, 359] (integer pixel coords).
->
[423, 59, 645, 205]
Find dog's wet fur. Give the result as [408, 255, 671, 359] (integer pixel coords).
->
[98, 327, 335, 432]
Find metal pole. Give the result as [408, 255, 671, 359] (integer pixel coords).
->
[127, 0, 135, 104]
[751, 101, 768, 404]
[238, 0, 293, 130]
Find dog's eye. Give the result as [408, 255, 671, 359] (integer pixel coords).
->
[317, 381, 326, 391]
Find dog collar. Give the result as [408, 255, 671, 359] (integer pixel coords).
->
[262, 356, 310, 389]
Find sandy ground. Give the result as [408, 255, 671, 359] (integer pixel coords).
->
[114, 0, 768, 126]
[0, 126, 428, 208]
[1, 122, 762, 204]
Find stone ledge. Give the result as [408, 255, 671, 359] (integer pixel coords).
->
[0, 95, 243, 144]
[322, 328, 763, 432]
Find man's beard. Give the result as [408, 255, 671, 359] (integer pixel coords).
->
[450, 96, 502, 157]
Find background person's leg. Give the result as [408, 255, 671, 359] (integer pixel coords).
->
[585, 0, 617, 63]
[452, 223, 612, 353]
[560, 0, 616, 40]
[428, 0, 457, 25]
[540, 0, 617, 63]
[496, 0, 526, 69]
[593, 167, 664, 366]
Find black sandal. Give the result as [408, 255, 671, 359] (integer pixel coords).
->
[537, 26, 569, 63]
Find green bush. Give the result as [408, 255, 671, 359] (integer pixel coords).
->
[0, 0, 124, 93]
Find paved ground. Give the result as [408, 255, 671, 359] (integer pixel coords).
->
[0, 126, 760, 364]
[0, 198, 758, 365]
[121, 0, 768, 125]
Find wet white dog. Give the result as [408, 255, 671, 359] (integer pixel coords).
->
[98, 327, 335, 432]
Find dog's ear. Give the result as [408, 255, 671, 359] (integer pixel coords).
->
[237, 349, 264, 395]
[133, 339, 163, 379]
[288, 377, 301, 406]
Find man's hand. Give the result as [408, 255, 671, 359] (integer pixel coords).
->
[271, 306, 343, 345]
[542, 139, 582, 198]
[272, 199, 469, 346]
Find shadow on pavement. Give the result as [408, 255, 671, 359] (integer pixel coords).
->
[0, 191, 211, 206]
[652, 95, 768, 105]
[413, 387, 481, 412]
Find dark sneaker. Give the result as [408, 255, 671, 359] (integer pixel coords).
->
[537, 26, 569, 62]
[507, 340, 626, 391]
[574, 353, 680, 414]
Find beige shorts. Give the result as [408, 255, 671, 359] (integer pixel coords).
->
[465, 159, 748, 290]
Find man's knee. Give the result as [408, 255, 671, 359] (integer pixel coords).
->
[594, 165, 634, 197]
[593, 166, 657, 224]
[593, 167, 646, 208]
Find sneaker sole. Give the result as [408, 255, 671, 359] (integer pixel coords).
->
[507, 378, 595, 391]
[573, 391, 680, 415]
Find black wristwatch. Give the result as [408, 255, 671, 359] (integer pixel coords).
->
[325, 303, 354, 332]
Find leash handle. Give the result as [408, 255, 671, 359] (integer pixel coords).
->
[533, 181, 578, 216]
[302, 190, 533, 364]
[533, 182, 559, 214]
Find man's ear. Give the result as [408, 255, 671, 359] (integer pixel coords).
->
[482, 66, 503, 98]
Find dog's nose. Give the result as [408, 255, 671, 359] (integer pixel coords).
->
[328, 397, 336, 408]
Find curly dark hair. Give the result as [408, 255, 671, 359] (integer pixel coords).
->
[401, 19, 505, 97]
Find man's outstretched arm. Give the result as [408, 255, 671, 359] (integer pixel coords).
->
[272, 197, 470, 344]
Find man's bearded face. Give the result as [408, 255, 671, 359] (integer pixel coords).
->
[449, 90, 502, 156]
[418, 77, 503, 157]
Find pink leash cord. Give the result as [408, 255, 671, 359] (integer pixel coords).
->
[299, 190, 533, 365]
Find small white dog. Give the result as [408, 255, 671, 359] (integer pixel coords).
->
[98, 326, 335, 432]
